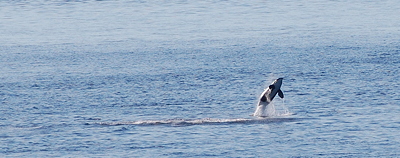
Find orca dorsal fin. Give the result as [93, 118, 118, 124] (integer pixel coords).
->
[278, 89, 284, 98]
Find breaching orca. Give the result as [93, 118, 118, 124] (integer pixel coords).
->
[254, 78, 284, 117]
[258, 78, 284, 105]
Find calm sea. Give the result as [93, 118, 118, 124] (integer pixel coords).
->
[1, 0, 400, 157]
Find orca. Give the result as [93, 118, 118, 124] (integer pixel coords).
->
[254, 78, 284, 117]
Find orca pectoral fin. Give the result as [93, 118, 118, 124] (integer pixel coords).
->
[278, 89, 284, 98]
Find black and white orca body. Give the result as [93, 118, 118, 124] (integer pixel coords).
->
[254, 78, 284, 117]
[258, 78, 284, 105]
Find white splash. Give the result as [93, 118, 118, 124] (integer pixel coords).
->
[253, 99, 291, 117]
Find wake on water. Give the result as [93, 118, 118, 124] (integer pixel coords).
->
[95, 100, 294, 126]
[95, 117, 299, 126]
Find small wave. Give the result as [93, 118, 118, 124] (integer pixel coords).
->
[94, 116, 301, 126]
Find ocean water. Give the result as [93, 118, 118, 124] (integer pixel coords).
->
[1, 0, 400, 157]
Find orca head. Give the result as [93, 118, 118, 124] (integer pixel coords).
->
[275, 78, 283, 83]
[271, 78, 283, 89]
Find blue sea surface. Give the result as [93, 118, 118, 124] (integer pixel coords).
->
[1, 0, 400, 157]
